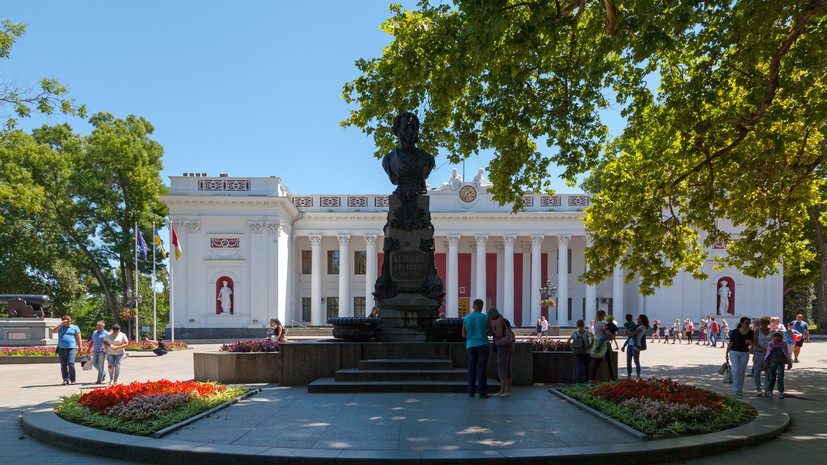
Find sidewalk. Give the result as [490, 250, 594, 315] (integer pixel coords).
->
[2, 340, 824, 464]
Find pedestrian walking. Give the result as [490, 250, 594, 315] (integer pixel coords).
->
[720, 319, 730, 346]
[463, 299, 491, 398]
[86, 321, 108, 384]
[625, 315, 650, 379]
[763, 331, 793, 398]
[753, 317, 772, 397]
[540, 315, 549, 338]
[725, 317, 754, 396]
[52, 315, 82, 385]
[652, 319, 661, 343]
[589, 310, 616, 382]
[672, 319, 683, 344]
[709, 317, 720, 347]
[789, 314, 810, 363]
[685, 319, 694, 344]
[104, 324, 129, 385]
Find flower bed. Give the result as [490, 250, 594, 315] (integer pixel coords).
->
[124, 341, 189, 351]
[220, 339, 279, 352]
[531, 338, 572, 351]
[55, 379, 248, 436]
[564, 378, 756, 439]
[0, 346, 57, 356]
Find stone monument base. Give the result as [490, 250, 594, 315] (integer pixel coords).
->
[0, 318, 61, 347]
[376, 295, 440, 342]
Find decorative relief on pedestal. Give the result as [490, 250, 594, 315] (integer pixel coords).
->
[557, 235, 571, 247]
[348, 196, 368, 208]
[375, 196, 389, 208]
[568, 195, 590, 207]
[248, 222, 264, 235]
[210, 238, 240, 248]
[309, 235, 324, 246]
[541, 195, 561, 207]
[185, 221, 200, 233]
[293, 196, 313, 208]
[198, 179, 251, 191]
[321, 196, 340, 208]
[523, 195, 535, 207]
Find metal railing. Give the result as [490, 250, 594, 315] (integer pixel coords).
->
[290, 320, 308, 329]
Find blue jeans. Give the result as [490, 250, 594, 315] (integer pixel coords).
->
[92, 350, 107, 382]
[710, 332, 718, 347]
[466, 345, 489, 395]
[626, 345, 641, 377]
[574, 353, 590, 384]
[107, 353, 125, 383]
[57, 348, 76, 383]
[753, 349, 766, 391]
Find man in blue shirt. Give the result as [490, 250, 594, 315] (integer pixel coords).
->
[85, 321, 109, 384]
[462, 299, 491, 398]
[51, 315, 82, 385]
[790, 314, 810, 363]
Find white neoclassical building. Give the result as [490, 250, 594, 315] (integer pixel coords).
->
[160, 173, 782, 339]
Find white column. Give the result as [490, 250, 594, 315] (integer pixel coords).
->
[309, 235, 323, 325]
[475, 235, 488, 305]
[522, 243, 531, 326]
[337, 234, 351, 317]
[530, 235, 544, 325]
[613, 265, 624, 317]
[557, 235, 571, 326]
[503, 235, 516, 324]
[446, 235, 460, 317]
[364, 235, 378, 313]
[585, 236, 597, 324]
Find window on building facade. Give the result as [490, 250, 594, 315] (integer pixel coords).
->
[326, 297, 339, 321]
[327, 250, 339, 274]
[354, 296, 366, 316]
[301, 250, 312, 274]
[354, 251, 366, 274]
[302, 297, 311, 322]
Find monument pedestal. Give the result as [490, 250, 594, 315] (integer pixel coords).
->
[374, 193, 444, 342]
[0, 318, 61, 347]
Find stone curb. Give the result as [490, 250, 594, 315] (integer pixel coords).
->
[151, 388, 262, 438]
[548, 388, 650, 441]
[22, 394, 789, 465]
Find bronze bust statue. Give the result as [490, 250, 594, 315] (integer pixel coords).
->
[381, 112, 435, 194]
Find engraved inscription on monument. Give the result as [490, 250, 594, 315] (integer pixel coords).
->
[390, 251, 427, 281]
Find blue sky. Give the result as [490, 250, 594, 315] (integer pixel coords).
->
[3, 1, 619, 195]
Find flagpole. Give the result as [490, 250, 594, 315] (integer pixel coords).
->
[135, 220, 139, 343]
[169, 220, 175, 343]
[153, 221, 157, 341]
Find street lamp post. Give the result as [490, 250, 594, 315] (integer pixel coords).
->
[539, 279, 557, 321]
[116, 289, 143, 341]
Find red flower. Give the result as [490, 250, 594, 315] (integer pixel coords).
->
[79, 380, 226, 413]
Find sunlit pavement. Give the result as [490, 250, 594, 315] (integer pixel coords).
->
[2, 339, 824, 464]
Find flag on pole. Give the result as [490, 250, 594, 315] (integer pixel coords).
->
[137, 229, 148, 260]
[171, 223, 183, 260]
[153, 226, 167, 258]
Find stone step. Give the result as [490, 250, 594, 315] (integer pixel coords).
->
[307, 377, 500, 394]
[357, 359, 453, 371]
[334, 368, 468, 382]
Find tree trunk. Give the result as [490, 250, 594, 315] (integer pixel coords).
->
[813, 210, 826, 332]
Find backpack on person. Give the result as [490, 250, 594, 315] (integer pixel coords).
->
[572, 330, 589, 354]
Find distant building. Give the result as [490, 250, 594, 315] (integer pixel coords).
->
[160, 173, 781, 338]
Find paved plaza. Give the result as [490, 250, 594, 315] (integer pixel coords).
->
[2, 339, 824, 464]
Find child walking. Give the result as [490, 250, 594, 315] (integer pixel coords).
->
[763, 331, 793, 398]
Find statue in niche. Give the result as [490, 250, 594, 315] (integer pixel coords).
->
[435, 168, 463, 191]
[473, 168, 493, 191]
[717, 281, 731, 315]
[217, 280, 233, 314]
[381, 112, 435, 194]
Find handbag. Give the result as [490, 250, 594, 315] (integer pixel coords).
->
[495, 320, 516, 347]
[717, 362, 728, 375]
[638, 333, 647, 351]
[722, 364, 733, 384]
[81, 355, 93, 371]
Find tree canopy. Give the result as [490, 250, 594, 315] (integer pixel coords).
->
[343, 0, 827, 294]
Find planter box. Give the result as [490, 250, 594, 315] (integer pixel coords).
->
[533, 351, 618, 383]
[0, 356, 59, 364]
[193, 352, 281, 384]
